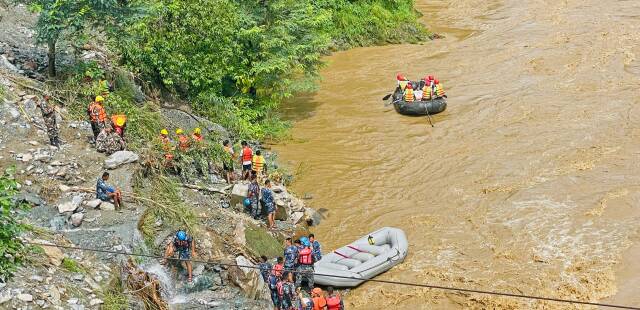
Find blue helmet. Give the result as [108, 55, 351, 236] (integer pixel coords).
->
[176, 230, 187, 241]
[300, 237, 310, 247]
[243, 198, 252, 207]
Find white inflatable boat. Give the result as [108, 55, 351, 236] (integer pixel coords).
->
[313, 227, 408, 287]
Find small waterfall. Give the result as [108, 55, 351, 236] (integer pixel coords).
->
[141, 262, 188, 305]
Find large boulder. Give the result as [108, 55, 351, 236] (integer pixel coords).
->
[231, 183, 248, 207]
[227, 256, 270, 301]
[70, 213, 84, 227]
[161, 108, 229, 140]
[57, 195, 83, 213]
[104, 151, 139, 169]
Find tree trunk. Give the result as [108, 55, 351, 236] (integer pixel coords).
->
[47, 39, 56, 78]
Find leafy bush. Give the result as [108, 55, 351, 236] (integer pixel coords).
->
[0, 169, 30, 280]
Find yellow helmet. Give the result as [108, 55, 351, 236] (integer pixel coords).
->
[160, 129, 169, 135]
[95, 95, 105, 103]
[175, 128, 184, 135]
[193, 127, 201, 134]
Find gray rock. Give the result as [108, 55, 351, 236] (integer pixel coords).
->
[304, 207, 322, 226]
[99, 201, 115, 211]
[57, 195, 83, 213]
[84, 199, 102, 209]
[104, 151, 139, 169]
[0, 55, 18, 72]
[16, 293, 33, 302]
[36, 299, 45, 307]
[49, 216, 66, 231]
[20, 153, 32, 162]
[14, 192, 43, 206]
[29, 275, 44, 282]
[161, 108, 229, 139]
[89, 299, 103, 306]
[0, 292, 9, 304]
[290, 211, 304, 224]
[70, 213, 84, 227]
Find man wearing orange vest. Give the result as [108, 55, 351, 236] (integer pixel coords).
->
[176, 128, 190, 152]
[296, 237, 315, 291]
[311, 287, 327, 310]
[88, 95, 107, 141]
[191, 127, 204, 143]
[325, 287, 343, 310]
[159, 129, 174, 162]
[240, 141, 253, 181]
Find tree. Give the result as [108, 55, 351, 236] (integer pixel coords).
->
[18, 0, 135, 77]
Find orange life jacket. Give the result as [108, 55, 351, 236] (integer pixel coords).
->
[178, 134, 190, 151]
[191, 133, 203, 142]
[88, 102, 106, 122]
[404, 89, 414, 102]
[299, 247, 313, 265]
[242, 147, 253, 162]
[313, 297, 327, 310]
[326, 295, 342, 310]
[252, 155, 265, 173]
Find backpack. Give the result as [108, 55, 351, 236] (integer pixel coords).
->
[268, 274, 278, 290]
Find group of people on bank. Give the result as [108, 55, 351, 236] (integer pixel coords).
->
[258, 235, 344, 310]
[158, 127, 205, 164]
[396, 73, 446, 102]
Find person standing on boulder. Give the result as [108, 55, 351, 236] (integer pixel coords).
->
[37, 94, 60, 147]
[261, 179, 277, 229]
[88, 95, 107, 142]
[240, 141, 253, 181]
[96, 172, 122, 210]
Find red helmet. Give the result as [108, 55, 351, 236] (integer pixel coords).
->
[396, 73, 405, 81]
[406, 83, 413, 89]
[434, 79, 440, 84]
[428, 75, 434, 81]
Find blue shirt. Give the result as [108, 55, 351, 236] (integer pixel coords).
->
[258, 262, 272, 282]
[283, 245, 299, 268]
[248, 181, 260, 202]
[261, 187, 274, 207]
[311, 240, 322, 261]
[96, 178, 110, 201]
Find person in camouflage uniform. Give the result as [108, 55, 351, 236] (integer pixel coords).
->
[36, 95, 60, 147]
[96, 125, 126, 155]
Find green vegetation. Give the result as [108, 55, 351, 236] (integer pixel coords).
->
[0, 169, 29, 281]
[61, 257, 85, 273]
[245, 224, 282, 258]
[102, 276, 128, 310]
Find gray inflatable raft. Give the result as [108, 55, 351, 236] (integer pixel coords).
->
[313, 227, 408, 287]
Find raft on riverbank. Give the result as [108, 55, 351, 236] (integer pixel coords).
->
[313, 227, 408, 287]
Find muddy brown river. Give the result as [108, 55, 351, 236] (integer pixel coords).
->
[273, 0, 640, 308]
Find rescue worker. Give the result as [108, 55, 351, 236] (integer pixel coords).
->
[258, 255, 272, 283]
[247, 172, 260, 219]
[312, 287, 327, 310]
[96, 125, 125, 155]
[110, 114, 127, 140]
[325, 287, 344, 310]
[36, 94, 60, 147]
[252, 149, 267, 176]
[240, 141, 253, 181]
[435, 79, 446, 98]
[297, 287, 314, 310]
[283, 238, 299, 273]
[309, 234, 322, 262]
[403, 83, 415, 102]
[268, 258, 284, 310]
[191, 128, 204, 149]
[96, 172, 123, 210]
[88, 95, 107, 141]
[159, 129, 175, 163]
[222, 140, 235, 184]
[396, 73, 409, 91]
[176, 128, 190, 152]
[414, 84, 424, 101]
[262, 179, 277, 229]
[296, 237, 315, 290]
[163, 230, 196, 283]
[280, 272, 296, 310]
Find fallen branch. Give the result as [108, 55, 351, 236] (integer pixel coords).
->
[182, 183, 232, 195]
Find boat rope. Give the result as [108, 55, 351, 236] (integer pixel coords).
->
[24, 241, 640, 310]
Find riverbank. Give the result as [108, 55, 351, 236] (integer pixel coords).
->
[274, 0, 640, 308]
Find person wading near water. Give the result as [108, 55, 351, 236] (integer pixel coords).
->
[88, 95, 107, 142]
[325, 287, 344, 310]
[403, 82, 415, 102]
[283, 238, 299, 273]
[96, 172, 123, 210]
[261, 179, 277, 229]
[222, 140, 235, 184]
[240, 141, 253, 181]
[247, 172, 261, 219]
[163, 230, 196, 283]
[37, 94, 61, 147]
[296, 237, 315, 290]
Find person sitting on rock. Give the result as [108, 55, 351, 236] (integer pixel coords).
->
[96, 172, 122, 210]
[163, 230, 196, 283]
[262, 179, 276, 229]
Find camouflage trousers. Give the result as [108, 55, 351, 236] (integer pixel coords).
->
[295, 265, 314, 290]
[44, 115, 60, 147]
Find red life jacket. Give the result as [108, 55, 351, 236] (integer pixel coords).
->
[242, 147, 253, 162]
[326, 295, 341, 310]
[299, 247, 313, 265]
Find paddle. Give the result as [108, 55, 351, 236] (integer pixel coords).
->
[424, 101, 435, 127]
[382, 94, 392, 101]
